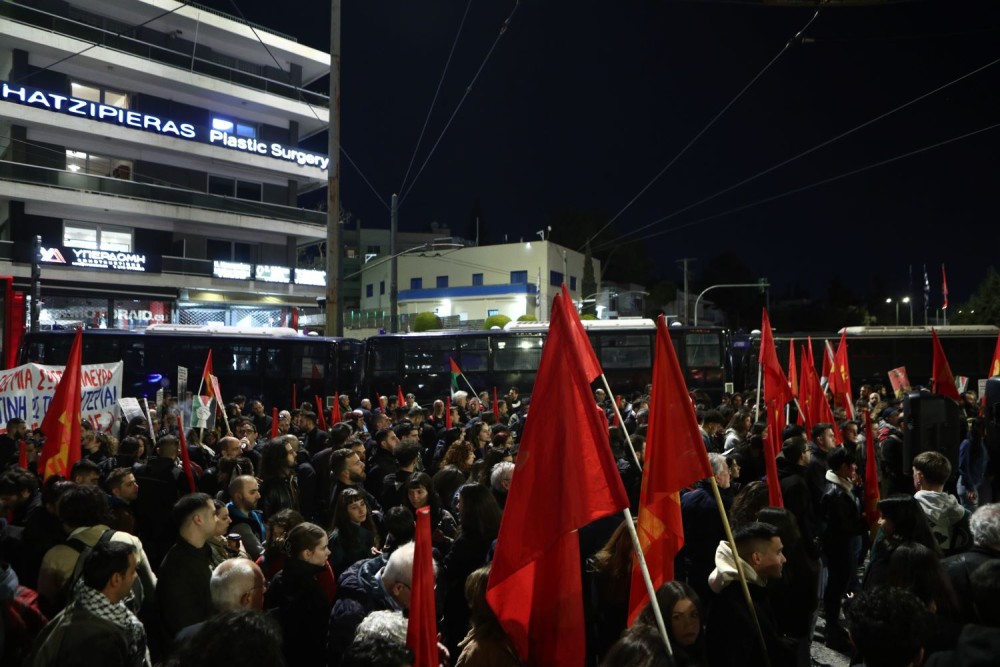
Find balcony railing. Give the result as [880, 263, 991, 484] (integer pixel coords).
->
[0, 160, 326, 225]
[3, 1, 329, 109]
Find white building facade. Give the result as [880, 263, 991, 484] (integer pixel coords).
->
[0, 0, 331, 329]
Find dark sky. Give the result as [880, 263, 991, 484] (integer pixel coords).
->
[197, 0, 1000, 306]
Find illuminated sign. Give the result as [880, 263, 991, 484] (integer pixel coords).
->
[294, 268, 326, 286]
[1, 82, 328, 170]
[40, 245, 154, 272]
[255, 265, 291, 283]
[213, 261, 252, 280]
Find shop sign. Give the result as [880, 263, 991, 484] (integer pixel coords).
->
[213, 261, 253, 280]
[294, 268, 326, 286]
[40, 245, 157, 273]
[255, 265, 291, 283]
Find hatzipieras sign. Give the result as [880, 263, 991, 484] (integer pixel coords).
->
[1, 82, 329, 170]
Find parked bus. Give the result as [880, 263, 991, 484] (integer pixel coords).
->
[362, 320, 735, 406]
[19, 324, 365, 409]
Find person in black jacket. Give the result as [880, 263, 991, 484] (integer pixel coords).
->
[158, 493, 218, 639]
[776, 438, 822, 558]
[943, 502, 1000, 623]
[131, 435, 187, 571]
[364, 428, 400, 499]
[299, 412, 331, 457]
[258, 438, 299, 520]
[265, 522, 334, 667]
[675, 452, 732, 612]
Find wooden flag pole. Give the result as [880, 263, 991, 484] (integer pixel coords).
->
[600, 374, 641, 470]
[459, 371, 479, 401]
[708, 475, 771, 667]
[621, 507, 673, 658]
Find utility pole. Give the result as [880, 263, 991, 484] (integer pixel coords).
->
[324, 0, 343, 336]
[30, 235, 40, 332]
[389, 193, 398, 333]
[677, 258, 695, 324]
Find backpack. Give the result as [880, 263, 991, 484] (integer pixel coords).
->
[2, 584, 48, 664]
[65, 529, 143, 613]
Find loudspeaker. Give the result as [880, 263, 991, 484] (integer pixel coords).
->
[984, 377, 1000, 476]
[902, 390, 962, 487]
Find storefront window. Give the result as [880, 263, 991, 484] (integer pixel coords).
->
[38, 297, 170, 330]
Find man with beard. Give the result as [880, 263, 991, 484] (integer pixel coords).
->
[329, 448, 381, 514]
[227, 475, 266, 559]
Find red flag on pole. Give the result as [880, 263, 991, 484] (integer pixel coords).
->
[627, 315, 713, 623]
[397, 385, 406, 412]
[829, 330, 855, 417]
[38, 328, 83, 480]
[445, 396, 452, 429]
[760, 309, 792, 409]
[942, 264, 949, 310]
[493, 386, 500, 420]
[800, 349, 841, 443]
[292, 384, 297, 411]
[990, 332, 1000, 378]
[797, 344, 814, 432]
[271, 407, 279, 438]
[788, 340, 798, 395]
[175, 411, 196, 493]
[17, 441, 27, 470]
[331, 391, 342, 424]
[764, 400, 785, 508]
[201, 349, 214, 388]
[314, 395, 328, 430]
[821, 340, 835, 389]
[406, 506, 438, 667]
[931, 329, 961, 401]
[487, 289, 628, 666]
[863, 409, 881, 535]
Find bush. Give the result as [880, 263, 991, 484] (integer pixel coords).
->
[581, 314, 598, 320]
[483, 314, 511, 330]
[412, 312, 442, 332]
[517, 314, 538, 322]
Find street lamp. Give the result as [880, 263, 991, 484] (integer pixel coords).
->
[886, 296, 913, 326]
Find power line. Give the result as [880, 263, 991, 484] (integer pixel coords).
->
[398, 0, 520, 206]
[582, 5, 824, 251]
[398, 0, 475, 196]
[613, 120, 1000, 244]
[592, 53, 1000, 252]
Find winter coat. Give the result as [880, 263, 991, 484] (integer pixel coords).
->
[915, 490, 966, 553]
[265, 557, 334, 667]
[327, 558, 401, 667]
[924, 624, 1000, 666]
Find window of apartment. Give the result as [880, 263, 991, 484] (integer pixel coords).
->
[570, 276, 578, 290]
[510, 270, 528, 284]
[550, 271, 564, 287]
[472, 273, 484, 286]
[207, 239, 254, 263]
[380, 281, 386, 295]
[366, 284, 374, 298]
[211, 116, 257, 139]
[65, 150, 132, 179]
[410, 278, 422, 290]
[366, 245, 381, 255]
[64, 222, 132, 252]
[436, 276, 448, 288]
[207, 175, 262, 201]
[71, 81, 129, 108]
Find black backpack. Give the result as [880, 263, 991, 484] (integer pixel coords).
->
[65, 529, 143, 613]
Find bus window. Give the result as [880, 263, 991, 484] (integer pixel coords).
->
[297, 344, 327, 379]
[403, 338, 455, 373]
[263, 344, 289, 378]
[685, 333, 722, 368]
[493, 335, 543, 371]
[597, 334, 651, 369]
[372, 340, 402, 376]
[231, 345, 255, 372]
[459, 338, 489, 372]
[123, 341, 146, 369]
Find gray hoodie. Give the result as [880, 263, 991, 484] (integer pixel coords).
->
[915, 490, 966, 552]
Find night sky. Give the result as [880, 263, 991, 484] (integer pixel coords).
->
[195, 0, 1000, 306]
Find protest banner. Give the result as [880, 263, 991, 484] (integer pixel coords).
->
[0, 361, 123, 434]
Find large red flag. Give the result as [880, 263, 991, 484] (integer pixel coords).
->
[942, 264, 949, 311]
[493, 386, 500, 420]
[406, 506, 438, 667]
[38, 328, 83, 480]
[800, 346, 841, 443]
[397, 385, 406, 412]
[931, 329, 961, 401]
[314, 395, 328, 430]
[788, 340, 798, 395]
[797, 344, 813, 431]
[201, 349, 214, 387]
[989, 331, 1000, 378]
[863, 409, 881, 535]
[627, 315, 713, 623]
[760, 309, 792, 409]
[271, 407, 279, 438]
[829, 330, 855, 416]
[331, 391, 342, 424]
[765, 399, 784, 508]
[175, 411, 197, 493]
[487, 290, 628, 666]
[821, 340, 835, 389]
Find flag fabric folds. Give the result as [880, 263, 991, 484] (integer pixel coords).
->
[863, 409, 881, 536]
[764, 400, 785, 509]
[39, 328, 83, 480]
[331, 391, 342, 425]
[315, 395, 328, 430]
[201, 349, 213, 387]
[493, 386, 500, 420]
[942, 265, 949, 310]
[397, 385, 406, 411]
[627, 315, 713, 623]
[406, 506, 438, 667]
[449, 358, 462, 396]
[760, 309, 793, 409]
[990, 331, 1000, 378]
[271, 407, 279, 438]
[788, 340, 798, 395]
[829, 330, 854, 417]
[931, 329, 961, 401]
[487, 288, 628, 666]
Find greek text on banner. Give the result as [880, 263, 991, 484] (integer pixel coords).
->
[0, 362, 123, 434]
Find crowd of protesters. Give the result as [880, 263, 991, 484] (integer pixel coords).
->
[0, 379, 995, 667]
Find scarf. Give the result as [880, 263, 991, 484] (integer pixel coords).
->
[72, 579, 150, 666]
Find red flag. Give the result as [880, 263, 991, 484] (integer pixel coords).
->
[800, 346, 841, 443]
[38, 328, 83, 480]
[493, 386, 500, 420]
[373, 392, 382, 415]
[829, 330, 855, 416]
[788, 340, 798, 395]
[942, 264, 949, 310]
[201, 349, 214, 387]
[397, 385, 406, 412]
[760, 309, 792, 409]
[331, 391, 342, 424]
[931, 329, 961, 401]
[17, 441, 27, 470]
[821, 340, 835, 389]
[989, 331, 1000, 378]
[406, 506, 438, 667]
[764, 400, 784, 508]
[797, 344, 814, 432]
[176, 411, 196, 493]
[487, 290, 628, 666]
[627, 315, 713, 622]
[314, 395, 328, 430]
[863, 409, 881, 535]
[271, 407, 279, 438]
[292, 384, 297, 411]
[445, 396, 452, 429]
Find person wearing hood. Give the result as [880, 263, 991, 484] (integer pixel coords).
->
[820, 447, 867, 654]
[705, 522, 796, 667]
[912, 450, 968, 555]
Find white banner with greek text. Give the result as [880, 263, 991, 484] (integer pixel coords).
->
[0, 361, 123, 433]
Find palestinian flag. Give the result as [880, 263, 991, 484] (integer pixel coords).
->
[450, 357, 462, 396]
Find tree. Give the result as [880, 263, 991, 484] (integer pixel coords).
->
[645, 280, 677, 318]
[412, 312, 442, 332]
[952, 266, 1000, 325]
[581, 243, 597, 317]
[517, 314, 538, 322]
[483, 314, 511, 330]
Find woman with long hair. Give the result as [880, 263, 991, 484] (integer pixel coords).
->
[723, 410, 753, 452]
[455, 565, 521, 666]
[584, 520, 635, 663]
[404, 472, 457, 552]
[443, 441, 476, 476]
[255, 508, 304, 581]
[264, 522, 336, 665]
[632, 581, 706, 667]
[328, 487, 380, 573]
[258, 437, 299, 519]
[863, 495, 938, 590]
[442, 484, 503, 658]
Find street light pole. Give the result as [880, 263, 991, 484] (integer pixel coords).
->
[324, 0, 343, 336]
[693, 281, 768, 327]
[389, 193, 398, 333]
